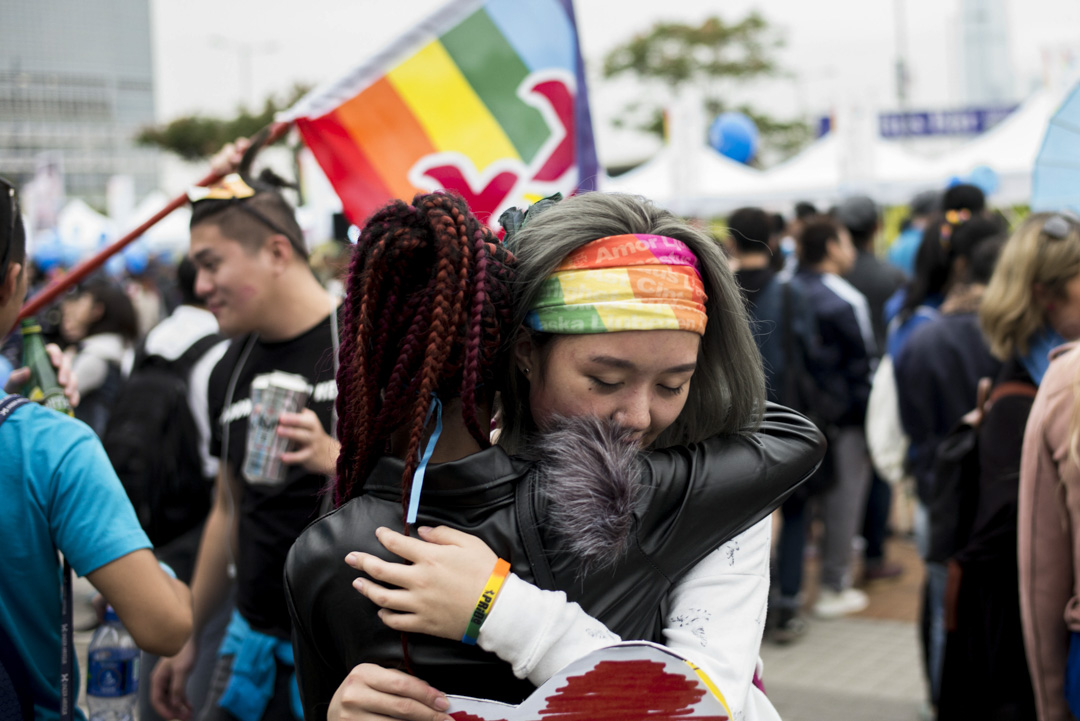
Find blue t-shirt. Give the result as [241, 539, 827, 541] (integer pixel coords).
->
[888, 226, 923, 277]
[0, 401, 150, 721]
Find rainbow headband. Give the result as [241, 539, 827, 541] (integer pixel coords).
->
[525, 234, 708, 335]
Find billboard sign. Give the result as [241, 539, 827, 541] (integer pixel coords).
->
[878, 105, 1018, 138]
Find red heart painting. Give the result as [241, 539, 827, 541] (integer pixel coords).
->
[446, 642, 731, 721]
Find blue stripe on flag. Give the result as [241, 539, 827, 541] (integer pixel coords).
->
[484, 0, 575, 73]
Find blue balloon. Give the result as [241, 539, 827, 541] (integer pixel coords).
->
[708, 112, 760, 164]
[59, 244, 83, 267]
[122, 242, 149, 276]
[966, 165, 1000, 196]
[32, 242, 64, 273]
[106, 253, 126, 278]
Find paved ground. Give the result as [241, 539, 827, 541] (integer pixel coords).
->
[762, 527, 929, 721]
[75, 519, 930, 721]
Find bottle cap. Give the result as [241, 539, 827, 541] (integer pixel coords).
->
[104, 605, 119, 623]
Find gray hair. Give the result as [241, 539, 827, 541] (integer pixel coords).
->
[498, 192, 765, 454]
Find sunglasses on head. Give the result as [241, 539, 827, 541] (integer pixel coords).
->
[188, 173, 306, 257]
[1042, 213, 1080, 241]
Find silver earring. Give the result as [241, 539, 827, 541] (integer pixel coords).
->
[523, 367, 530, 375]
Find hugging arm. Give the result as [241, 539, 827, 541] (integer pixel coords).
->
[355, 522, 774, 720]
[350, 404, 820, 717]
[480, 519, 775, 721]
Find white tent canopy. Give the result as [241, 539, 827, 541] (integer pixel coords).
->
[601, 88, 1062, 215]
[56, 198, 114, 252]
[926, 89, 1060, 206]
[602, 143, 768, 216]
[605, 132, 942, 214]
[128, 190, 192, 255]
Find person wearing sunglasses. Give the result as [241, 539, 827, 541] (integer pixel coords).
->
[1018, 218, 1080, 721]
[936, 212, 1080, 720]
[0, 176, 194, 721]
[151, 167, 342, 721]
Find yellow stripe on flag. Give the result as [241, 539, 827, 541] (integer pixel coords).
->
[387, 40, 520, 171]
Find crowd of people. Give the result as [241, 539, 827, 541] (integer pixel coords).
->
[3, 148, 1080, 721]
[724, 184, 1080, 721]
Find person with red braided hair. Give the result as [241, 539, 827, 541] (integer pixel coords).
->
[285, 192, 825, 721]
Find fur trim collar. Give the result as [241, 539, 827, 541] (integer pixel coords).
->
[525, 416, 642, 572]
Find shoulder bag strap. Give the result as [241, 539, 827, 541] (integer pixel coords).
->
[0, 393, 30, 422]
[0, 395, 72, 721]
[173, 333, 226, 376]
[59, 559, 73, 721]
[987, 380, 1039, 405]
[515, 474, 556, 591]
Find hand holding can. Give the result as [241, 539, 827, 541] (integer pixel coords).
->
[243, 371, 312, 485]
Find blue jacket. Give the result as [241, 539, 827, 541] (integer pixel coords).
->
[894, 311, 1002, 502]
[737, 268, 818, 404]
[793, 269, 875, 427]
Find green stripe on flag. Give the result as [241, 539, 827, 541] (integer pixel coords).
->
[441, 9, 549, 164]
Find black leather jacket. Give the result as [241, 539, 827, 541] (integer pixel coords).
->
[285, 404, 824, 718]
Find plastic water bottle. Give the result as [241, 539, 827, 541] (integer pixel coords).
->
[86, 606, 138, 721]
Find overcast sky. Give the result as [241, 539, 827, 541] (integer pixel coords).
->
[150, 0, 1080, 156]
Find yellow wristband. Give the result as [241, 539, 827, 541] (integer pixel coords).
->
[461, 558, 511, 645]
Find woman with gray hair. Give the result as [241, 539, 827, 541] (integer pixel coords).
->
[287, 192, 823, 721]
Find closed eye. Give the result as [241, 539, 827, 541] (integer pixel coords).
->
[659, 384, 685, 396]
[589, 377, 622, 392]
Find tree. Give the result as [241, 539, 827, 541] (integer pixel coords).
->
[603, 13, 811, 161]
[135, 83, 311, 161]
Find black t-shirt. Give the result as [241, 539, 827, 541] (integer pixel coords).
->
[208, 311, 339, 638]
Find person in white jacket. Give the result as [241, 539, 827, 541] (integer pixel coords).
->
[316, 192, 818, 721]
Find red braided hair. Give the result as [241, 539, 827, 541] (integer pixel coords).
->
[334, 192, 516, 516]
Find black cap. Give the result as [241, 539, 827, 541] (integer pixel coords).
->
[836, 195, 878, 235]
[910, 190, 941, 217]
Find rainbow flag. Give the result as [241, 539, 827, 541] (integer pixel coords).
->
[280, 0, 598, 225]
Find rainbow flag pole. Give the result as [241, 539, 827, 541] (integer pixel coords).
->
[16, 122, 292, 327]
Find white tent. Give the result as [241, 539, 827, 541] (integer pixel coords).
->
[927, 89, 1061, 206]
[601, 144, 767, 216]
[599, 89, 1060, 216]
[127, 190, 192, 256]
[601, 128, 941, 215]
[718, 132, 942, 209]
[56, 198, 114, 252]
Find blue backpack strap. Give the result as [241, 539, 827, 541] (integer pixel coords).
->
[0, 394, 74, 721]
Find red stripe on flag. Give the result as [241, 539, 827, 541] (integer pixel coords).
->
[295, 114, 393, 225]
[336, 78, 435, 203]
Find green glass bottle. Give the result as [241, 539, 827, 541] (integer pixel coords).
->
[19, 317, 73, 416]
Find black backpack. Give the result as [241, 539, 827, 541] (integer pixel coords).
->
[103, 334, 222, 549]
[928, 379, 1038, 564]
